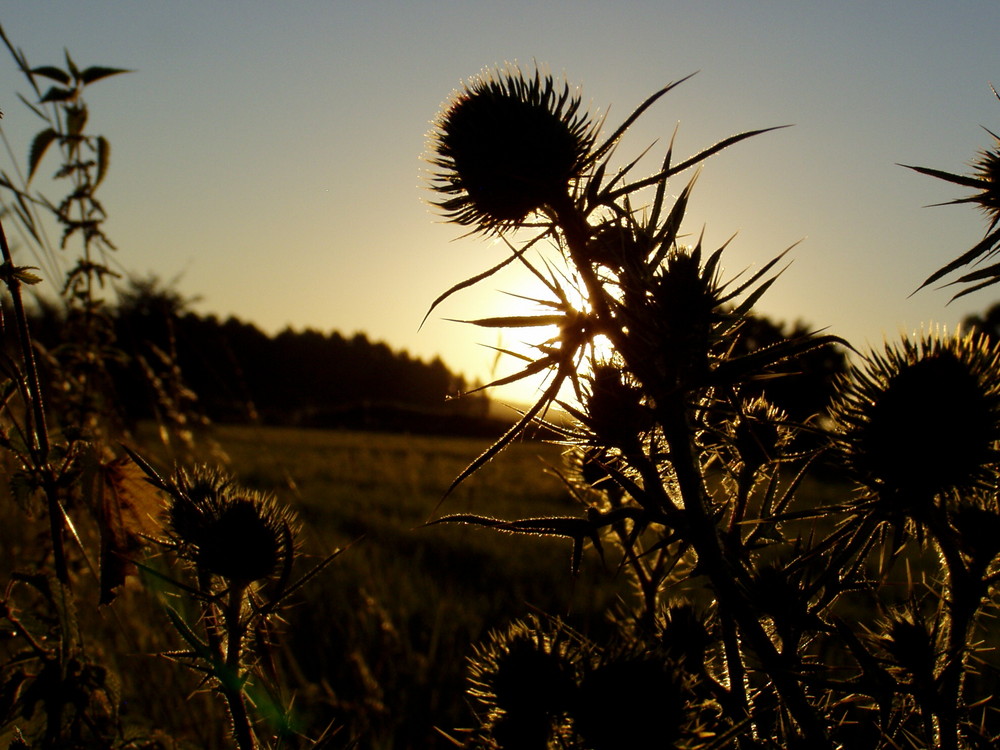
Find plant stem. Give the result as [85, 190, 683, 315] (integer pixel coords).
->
[0, 214, 66, 581]
[925, 507, 983, 750]
[550, 193, 831, 746]
[223, 585, 257, 750]
[0, 215, 50, 464]
[656, 397, 832, 747]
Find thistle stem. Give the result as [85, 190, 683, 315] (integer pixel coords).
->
[656, 396, 831, 747]
[550, 192, 831, 746]
[222, 584, 257, 750]
[925, 507, 984, 750]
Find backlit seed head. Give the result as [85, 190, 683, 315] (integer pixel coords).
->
[830, 331, 1000, 506]
[468, 616, 581, 748]
[876, 607, 939, 683]
[165, 465, 297, 586]
[572, 652, 686, 750]
[427, 64, 597, 234]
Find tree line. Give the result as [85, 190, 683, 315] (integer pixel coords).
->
[16, 278, 853, 437]
[20, 279, 493, 434]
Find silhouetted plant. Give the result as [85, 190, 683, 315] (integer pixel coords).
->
[0, 23, 131, 438]
[122, 453, 344, 750]
[907, 85, 1000, 298]
[424, 64, 1000, 749]
[0, 28, 349, 750]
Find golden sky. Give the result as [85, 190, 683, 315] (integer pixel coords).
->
[3, 1, 1000, 403]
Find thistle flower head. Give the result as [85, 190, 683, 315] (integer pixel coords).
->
[874, 604, 940, 684]
[468, 616, 581, 748]
[659, 604, 710, 674]
[968, 136, 1000, 227]
[583, 362, 652, 449]
[640, 245, 728, 390]
[831, 330, 1000, 507]
[572, 650, 686, 750]
[727, 397, 792, 475]
[165, 465, 297, 587]
[427, 64, 598, 233]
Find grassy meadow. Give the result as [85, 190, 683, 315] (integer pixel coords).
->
[169, 424, 626, 748]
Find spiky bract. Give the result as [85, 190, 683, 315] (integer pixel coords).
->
[428, 64, 597, 233]
[967, 137, 1000, 225]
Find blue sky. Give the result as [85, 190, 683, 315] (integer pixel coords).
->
[3, 2, 1000, 403]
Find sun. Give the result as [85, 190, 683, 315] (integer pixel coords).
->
[470, 257, 617, 408]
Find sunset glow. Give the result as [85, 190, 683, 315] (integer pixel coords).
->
[2, 3, 1000, 403]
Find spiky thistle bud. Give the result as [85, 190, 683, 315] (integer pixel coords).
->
[468, 616, 582, 749]
[830, 331, 1000, 510]
[729, 397, 792, 475]
[427, 64, 597, 234]
[165, 466, 297, 587]
[584, 363, 652, 449]
[877, 607, 939, 687]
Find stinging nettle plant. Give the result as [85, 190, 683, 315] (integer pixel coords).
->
[0, 29, 344, 750]
[423, 64, 1000, 749]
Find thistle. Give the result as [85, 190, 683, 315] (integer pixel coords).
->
[467, 616, 582, 749]
[427, 64, 598, 233]
[831, 330, 1000, 508]
[907, 87, 1000, 296]
[165, 464, 297, 587]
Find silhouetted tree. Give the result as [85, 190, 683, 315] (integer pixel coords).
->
[964, 300, 1000, 342]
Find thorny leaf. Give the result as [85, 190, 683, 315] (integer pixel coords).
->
[447, 313, 567, 329]
[429, 513, 601, 574]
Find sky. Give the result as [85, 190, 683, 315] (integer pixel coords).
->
[2, 1, 1000, 405]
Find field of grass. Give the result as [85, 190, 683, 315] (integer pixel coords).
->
[3, 422, 978, 748]
[200, 424, 626, 748]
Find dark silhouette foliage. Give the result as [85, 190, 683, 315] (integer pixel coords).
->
[104, 279, 487, 430]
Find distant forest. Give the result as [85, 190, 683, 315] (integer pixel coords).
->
[17, 279, 864, 437]
[24, 280, 494, 435]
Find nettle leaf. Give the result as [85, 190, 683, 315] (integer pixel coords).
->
[81, 66, 131, 85]
[38, 85, 74, 104]
[98, 456, 167, 605]
[64, 49, 80, 81]
[96, 135, 110, 186]
[29, 65, 70, 85]
[66, 105, 87, 137]
[27, 128, 57, 181]
[14, 267, 42, 285]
